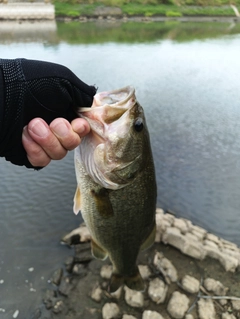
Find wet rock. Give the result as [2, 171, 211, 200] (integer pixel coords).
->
[43, 290, 57, 310]
[198, 299, 216, 319]
[52, 300, 64, 314]
[139, 265, 151, 280]
[102, 303, 121, 319]
[100, 265, 112, 279]
[72, 264, 88, 277]
[58, 276, 74, 296]
[153, 252, 178, 283]
[167, 291, 190, 319]
[148, 278, 168, 304]
[64, 256, 74, 273]
[51, 268, 63, 286]
[142, 310, 164, 319]
[231, 300, 240, 310]
[222, 313, 237, 319]
[91, 283, 103, 302]
[74, 242, 92, 263]
[122, 315, 137, 319]
[204, 278, 228, 296]
[181, 275, 200, 294]
[124, 286, 144, 308]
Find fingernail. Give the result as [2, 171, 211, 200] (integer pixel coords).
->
[30, 120, 49, 138]
[51, 121, 69, 138]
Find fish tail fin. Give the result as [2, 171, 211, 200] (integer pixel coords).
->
[109, 267, 145, 293]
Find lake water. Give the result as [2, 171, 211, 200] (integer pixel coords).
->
[0, 19, 240, 318]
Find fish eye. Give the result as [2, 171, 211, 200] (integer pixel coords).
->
[134, 118, 144, 132]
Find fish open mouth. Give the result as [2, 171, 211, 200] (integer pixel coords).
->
[78, 86, 137, 141]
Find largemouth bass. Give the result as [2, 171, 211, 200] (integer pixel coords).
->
[73, 86, 157, 292]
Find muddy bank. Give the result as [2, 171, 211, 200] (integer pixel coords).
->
[32, 209, 240, 319]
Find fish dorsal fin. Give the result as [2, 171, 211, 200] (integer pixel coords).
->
[91, 238, 108, 260]
[73, 186, 81, 215]
[140, 224, 156, 251]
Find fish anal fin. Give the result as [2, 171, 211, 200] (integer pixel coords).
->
[73, 186, 81, 215]
[140, 224, 156, 251]
[91, 239, 108, 260]
[109, 268, 145, 293]
[91, 188, 114, 218]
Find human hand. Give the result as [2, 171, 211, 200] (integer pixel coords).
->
[0, 58, 96, 168]
[22, 118, 90, 167]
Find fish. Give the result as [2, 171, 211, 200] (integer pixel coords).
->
[73, 86, 157, 293]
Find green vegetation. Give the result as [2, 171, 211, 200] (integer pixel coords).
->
[55, 20, 240, 44]
[53, 0, 240, 18]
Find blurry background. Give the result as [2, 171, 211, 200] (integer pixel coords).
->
[0, 19, 240, 318]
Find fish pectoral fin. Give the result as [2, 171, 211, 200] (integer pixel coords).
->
[140, 224, 156, 251]
[73, 186, 81, 215]
[91, 239, 108, 260]
[109, 267, 145, 293]
[91, 188, 114, 218]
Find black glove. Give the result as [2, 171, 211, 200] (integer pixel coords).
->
[0, 58, 96, 168]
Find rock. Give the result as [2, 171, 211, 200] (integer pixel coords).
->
[72, 264, 88, 277]
[206, 233, 220, 245]
[51, 268, 63, 286]
[91, 283, 103, 302]
[203, 239, 219, 249]
[102, 303, 121, 319]
[64, 256, 74, 273]
[42, 289, 57, 309]
[231, 300, 240, 310]
[173, 218, 189, 234]
[185, 315, 194, 319]
[52, 300, 64, 314]
[181, 275, 200, 294]
[30, 308, 41, 319]
[221, 247, 240, 261]
[181, 238, 206, 260]
[167, 291, 190, 319]
[148, 278, 168, 304]
[122, 315, 137, 319]
[153, 252, 178, 283]
[74, 242, 92, 263]
[110, 287, 122, 299]
[204, 278, 228, 296]
[222, 313, 237, 319]
[61, 224, 91, 244]
[203, 246, 238, 271]
[163, 213, 175, 225]
[58, 277, 74, 296]
[124, 286, 144, 308]
[198, 299, 216, 319]
[139, 265, 151, 280]
[142, 310, 164, 319]
[100, 265, 112, 279]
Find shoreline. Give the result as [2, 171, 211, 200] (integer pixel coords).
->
[31, 209, 240, 319]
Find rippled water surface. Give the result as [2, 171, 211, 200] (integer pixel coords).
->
[0, 20, 240, 318]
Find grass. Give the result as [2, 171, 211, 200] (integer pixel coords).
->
[53, 0, 240, 18]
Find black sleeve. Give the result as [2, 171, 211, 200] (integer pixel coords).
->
[0, 58, 96, 169]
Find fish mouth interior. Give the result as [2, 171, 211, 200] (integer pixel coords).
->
[79, 86, 136, 139]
